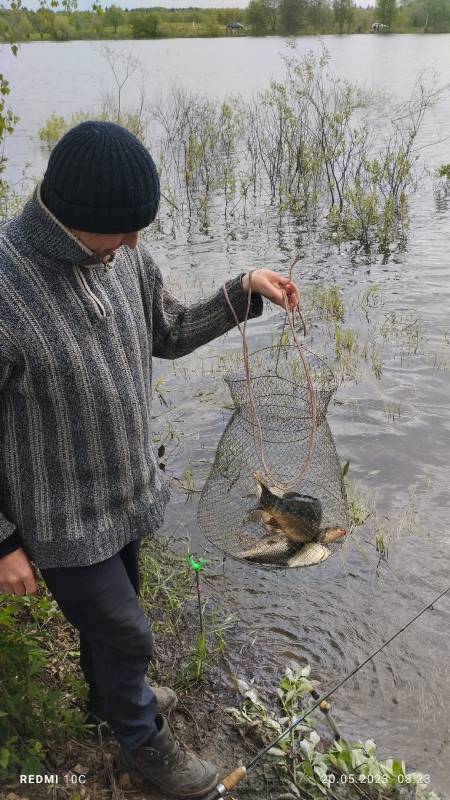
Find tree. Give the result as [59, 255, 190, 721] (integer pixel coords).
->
[131, 11, 159, 38]
[308, 0, 331, 32]
[279, 0, 305, 33]
[202, 12, 221, 35]
[104, 4, 125, 34]
[10, 10, 33, 39]
[333, 0, 354, 32]
[34, 7, 54, 39]
[376, 0, 397, 27]
[247, 0, 273, 34]
[52, 13, 75, 39]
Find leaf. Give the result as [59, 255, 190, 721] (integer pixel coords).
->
[310, 731, 320, 747]
[157, 444, 165, 458]
[267, 747, 286, 757]
[342, 460, 350, 477]
[245, 688, 259, 705]
[235, 678, 251, 695]
[0, 748, 9, 769]
[285, 666, 294, 680]
[390, 759, 405, 777]
[364, 739, 377, 755]
[299, 739, 314, 759]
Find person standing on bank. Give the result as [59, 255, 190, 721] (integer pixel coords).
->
[0, 121, 300, 798]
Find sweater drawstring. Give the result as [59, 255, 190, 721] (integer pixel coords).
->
[72, 265, 107, 320]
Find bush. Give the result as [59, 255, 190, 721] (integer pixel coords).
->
[38, 113, 69, 150]
[0, 593, 88, 777]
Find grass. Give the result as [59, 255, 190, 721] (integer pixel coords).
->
[0, 587, 91, 778]
[0, 536, 231, 781]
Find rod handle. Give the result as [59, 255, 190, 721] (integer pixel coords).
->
[203, 766, 248, 800]
[223, 765, 247, 790]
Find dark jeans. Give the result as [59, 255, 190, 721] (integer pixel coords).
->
[40, 539, 157, 751]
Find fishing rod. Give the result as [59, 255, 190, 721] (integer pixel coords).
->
[204, 583, 450, 800]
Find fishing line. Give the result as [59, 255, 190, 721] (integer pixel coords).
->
[203, 583, 450, 800]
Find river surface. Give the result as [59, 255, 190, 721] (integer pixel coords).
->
[3, 36, 450, 794]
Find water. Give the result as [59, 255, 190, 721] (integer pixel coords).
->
[3, 36, 450, 794]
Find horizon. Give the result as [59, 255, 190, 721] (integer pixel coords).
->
[7, 0, 376, 12]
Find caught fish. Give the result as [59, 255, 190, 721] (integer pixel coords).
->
[239, 532, 297, 563]
[287, 542, 331, 568]
[249, 471, 322, 543]
[249, 472, 347, 545]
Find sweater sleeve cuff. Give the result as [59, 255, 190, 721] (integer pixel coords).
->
[223, 273, 264, 325]
[0, 530, 22, 559]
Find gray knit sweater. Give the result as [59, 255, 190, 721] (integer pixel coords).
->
[0, 183, 263, 569]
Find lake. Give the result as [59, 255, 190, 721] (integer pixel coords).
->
[3, 35, 450, 794]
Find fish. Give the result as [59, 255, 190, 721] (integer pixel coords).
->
[249, 471, 323, 544]
[239, 532, 333, 567]
[287, 542, 331, 568]
[239, 532, 297, 563]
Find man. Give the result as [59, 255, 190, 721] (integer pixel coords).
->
[0, 121, 299, 797]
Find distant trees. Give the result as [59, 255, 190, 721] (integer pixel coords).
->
[279, 0, 306, 33]
[131, 11, 159, 38]
[104, 5, 126, 34]
[2, 0, 450, 41]
[53, 14, 75, 40]
[375, 0, 397, 28]
[308, 0, 330, 32]
[247, 0, 274, 34]
[333, 0, 354, 33]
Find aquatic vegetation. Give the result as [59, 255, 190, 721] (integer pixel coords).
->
[37, 46, 438, 257]
[436, 163, 450, 180]
[227, 663, 439, 799]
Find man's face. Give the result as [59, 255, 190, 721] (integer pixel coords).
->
[70, 229, 140, 262]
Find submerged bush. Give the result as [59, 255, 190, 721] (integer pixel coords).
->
[38, 46, 437, 256]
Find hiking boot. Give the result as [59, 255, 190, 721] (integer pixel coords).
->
[118, 714, 218, 798]
[85, 683, 178, 731]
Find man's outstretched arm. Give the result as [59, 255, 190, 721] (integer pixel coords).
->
[143, 253, 299, 360]
[151, 263, 263, 360]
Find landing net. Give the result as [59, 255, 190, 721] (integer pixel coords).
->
[198, 267, 350, 570]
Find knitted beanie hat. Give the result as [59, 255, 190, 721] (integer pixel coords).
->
[41, 120, 160, 233]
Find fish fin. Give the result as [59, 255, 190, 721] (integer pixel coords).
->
[252, 471, 283, 500]
[320, 527, 347, 544]
[262, 515, 283, 532]
[246, 509, 267, 522]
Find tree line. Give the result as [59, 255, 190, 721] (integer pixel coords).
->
[0, 0, 449, 41]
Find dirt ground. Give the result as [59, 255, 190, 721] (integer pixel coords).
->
[0, 678, 269, 800]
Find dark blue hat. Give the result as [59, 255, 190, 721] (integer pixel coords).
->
[41, 120, 160, 233]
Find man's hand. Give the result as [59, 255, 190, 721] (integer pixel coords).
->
[242, 269, 300, 311]
[0, 548, 38, 596]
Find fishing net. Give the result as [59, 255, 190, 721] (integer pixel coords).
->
[197, 270, 350, 570]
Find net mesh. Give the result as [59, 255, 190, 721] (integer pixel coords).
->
[198, 345, 350, 569]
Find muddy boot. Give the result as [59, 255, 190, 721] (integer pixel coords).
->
[85, 684, 178, 732]
[118, 714, 218, 798]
